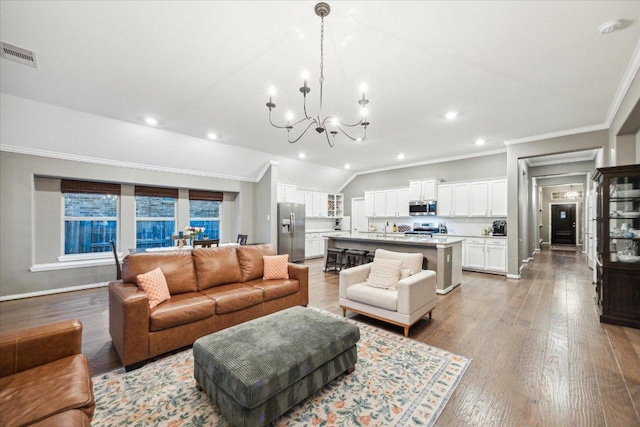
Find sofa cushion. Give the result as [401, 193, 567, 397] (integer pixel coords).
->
[149, 292, 216, 332]
[192, 247, 243, 290]
[200, 283, 264, 314]
[236, 244, 276, 282]
[263, 254, 289, 280]
[245, 278, 300, 302]
[374, 249, 423, 275]
[346, 282, 398, 311]
[29, 409, 91, 427]
[136, 267, 171, 309]
[0, 354, 94, 427]
[122, 252, 198, 295]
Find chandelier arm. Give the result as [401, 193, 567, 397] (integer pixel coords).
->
[287, 121, 316, 144]
[268, 110, 292, 130]
[335, 125, 358, 141]
[291, 117, 312, 127]
[324, 128, 335, 148]
[338, 117, 364, 128]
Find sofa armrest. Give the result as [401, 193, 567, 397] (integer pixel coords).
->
[288, 263, 309, 305]
[0, 319, 83, 378]
[108, 280, 150, 366]
[397, 270, 437, 315]
[339, 264, 372, 298]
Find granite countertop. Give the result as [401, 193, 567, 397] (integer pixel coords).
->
[447, 234, 507, 239]
[324, 232, 464, 247]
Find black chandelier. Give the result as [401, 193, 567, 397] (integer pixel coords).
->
[266, 2, 370, 147]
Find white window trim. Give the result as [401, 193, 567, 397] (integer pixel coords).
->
[62, 193, 119, 256]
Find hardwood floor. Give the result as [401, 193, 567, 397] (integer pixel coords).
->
[1, 248, 638, 426]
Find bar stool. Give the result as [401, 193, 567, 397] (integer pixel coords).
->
[325, 247, 347, 274]
[345, 249, 369, 269]
[365, 252, 375, 264]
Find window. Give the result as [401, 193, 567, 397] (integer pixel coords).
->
[62, 180, 120, 255]
[135, 186, 178, 249]
[189, 190, 223, 239]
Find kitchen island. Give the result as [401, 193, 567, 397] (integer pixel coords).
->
[325, 233, 463, 294]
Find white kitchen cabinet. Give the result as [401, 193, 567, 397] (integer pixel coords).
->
[277, 183, 297, 203]
[452, 183, 470, 216]
[304, 191, 313, 217]
[364, 191, 375, 217]
[488, 179, 507, 217]
[374, 191, 386, 217]
[465, 238, 486, 269]
[385, 189, 398, 217]
[409, 179, 438, 201]
[312, 192, 321, 217]
[469, 181, 489, 216]
[397, 188, 410, 217]
[319, 192, 329, 217]
[437, 184, 452, 216]
[485, 238, 507, 272]
[461, 236, 507, 273]
[295, 190, 305, 205]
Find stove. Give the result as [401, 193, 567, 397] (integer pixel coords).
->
[405, 222, 447, 236]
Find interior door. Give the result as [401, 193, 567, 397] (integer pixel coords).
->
[352, 198, 367, 233]
[551, 204, 576, 245]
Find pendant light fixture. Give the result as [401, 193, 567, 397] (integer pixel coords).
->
[265, 2, 370, 147]
[565, 185, 579, 200]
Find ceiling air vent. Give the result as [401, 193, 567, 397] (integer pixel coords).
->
[0, 41, 37, 68]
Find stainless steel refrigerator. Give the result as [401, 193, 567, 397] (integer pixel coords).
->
[277, 203, 306, 263]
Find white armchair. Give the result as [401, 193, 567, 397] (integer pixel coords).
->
[339, 249, 436, 336]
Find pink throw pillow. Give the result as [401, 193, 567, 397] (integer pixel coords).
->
[137, 267, 171, 309]
[263, 254, 289, 280]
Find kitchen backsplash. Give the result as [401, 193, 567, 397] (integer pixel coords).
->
[368, 217, 500, 235]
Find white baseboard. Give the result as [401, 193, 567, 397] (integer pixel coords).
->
[534, 249, 541, 253]
[436, 282, 461, 295]
[506, 273, 521, 279]
[541, 241, 550, 246]
[0, 282, 108, 301]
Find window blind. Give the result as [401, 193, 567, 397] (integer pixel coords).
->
[61, 179, 121, 195]
[135, 186, 179, 198]
[189, 190, 223, 202]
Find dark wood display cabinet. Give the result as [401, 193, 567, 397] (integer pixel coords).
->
[593, 164, 640, 329]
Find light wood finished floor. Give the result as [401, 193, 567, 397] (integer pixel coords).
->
[1, 248, 638, 426]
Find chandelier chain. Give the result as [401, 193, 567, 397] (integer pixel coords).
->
[319, 16, 325, 112]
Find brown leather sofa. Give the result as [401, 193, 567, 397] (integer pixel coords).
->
[109, 244, 309, 369]
[0, 319, 95, 427]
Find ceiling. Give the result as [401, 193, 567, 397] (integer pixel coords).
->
[1, 1, 639, 174]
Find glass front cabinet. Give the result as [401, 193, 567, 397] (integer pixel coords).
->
[593, 164, 640, 328]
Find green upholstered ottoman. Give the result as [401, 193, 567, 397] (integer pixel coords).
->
[193, 306, 360, 427]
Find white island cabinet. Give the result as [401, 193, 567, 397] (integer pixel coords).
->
[460, 236, 507, 274]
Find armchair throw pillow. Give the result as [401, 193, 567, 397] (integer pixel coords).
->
[366, 258, 402, 290]
[263, 254, 289, 280]
[137, 267, 171, 309]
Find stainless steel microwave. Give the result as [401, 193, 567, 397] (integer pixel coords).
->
[409, 200, 437, 216]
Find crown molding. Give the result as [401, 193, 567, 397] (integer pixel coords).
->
[0, 144, 256, 182]
[503, 123, 608, 146]
[345, 148, 507, 181]
[255, 161, 277, 182]
[605, 39, 640, 127]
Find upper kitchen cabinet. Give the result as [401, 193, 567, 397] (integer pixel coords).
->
[488, 179, 507, 217]
[384, 187, 410, 218]
[409, 179, 438, 201]
[437, 178, 507, 217]
[277, 183, 297, 203]
[469, 181, 489, 216]
[437, 184, 453, 216]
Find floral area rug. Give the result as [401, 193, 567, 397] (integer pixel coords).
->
[92, 308, 470, 426]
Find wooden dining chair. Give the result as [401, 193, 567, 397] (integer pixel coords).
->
[193, 239, 219, 248]
[110, 240, 122, 280]
[237, 234, 248, 245]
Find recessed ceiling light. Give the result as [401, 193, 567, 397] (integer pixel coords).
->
[344, 164, 351, 169]
[397, 153, 405, 160]
[475, 139, 486, 146]
[298, 153, 306, 159]
[356, 137, 362, 142]
[145, 117, 158, 126]
[207, 133, 218, 140]
[445, 111, 458, 120]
